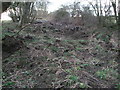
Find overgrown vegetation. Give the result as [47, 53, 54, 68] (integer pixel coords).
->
[2, 0, 120, 89]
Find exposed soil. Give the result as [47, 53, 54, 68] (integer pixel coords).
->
[2, 35, 24, 59]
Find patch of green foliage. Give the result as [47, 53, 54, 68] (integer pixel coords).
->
[115, 83, 120, 90]
[65, 69, 72, 74]
[2, 21, 18, 38]
[74, 66, 81, 70]
[95, 45, 104, 52]
[75, 47, 85, 51]
[96, 33, 110, 43]
[67, 75, 79, 82]
[79, 83, 87, 88]
[49, 46, 59, 52]
[95, 68, 118, 79]
[78, 40, 88, 43]
[3, 81, 15, 87]
[80, 64, 90, 68]
[96, 70, 107, 79]
[66, 74, 87, 88]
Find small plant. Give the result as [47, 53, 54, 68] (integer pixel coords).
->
[78, 40, 88, 45]
[115, 83, 120, 90]
[65, 69, 72, 74]
[95, 45, 102, 50]
[96, 33, 103, 40]
[76, 47, 83, 51]
[80, 64, 89, 68]
[49, 46, 59, 52]
[96, 70, 107, 79]
[74, 66, 81, 70]
[66, 75, 79, 86]
[95, 68, 118, 79]
[3, 81, 15, 87]
[68, 75, 79, 82]
[79, 83, 87, 88]
[96, 33, 110, 42]
[78, 40, 88, 43]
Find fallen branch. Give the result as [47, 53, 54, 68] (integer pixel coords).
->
[13, 23, 32, 36]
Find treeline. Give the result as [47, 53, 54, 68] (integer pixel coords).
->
[1, 0, 120, 28]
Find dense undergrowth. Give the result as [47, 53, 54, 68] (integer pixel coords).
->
[2, 21, 119, 88]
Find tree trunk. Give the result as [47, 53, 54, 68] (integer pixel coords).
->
[0, 2, 2, 17]
[117, 0, 120, 78]
[19, 2, 32, 27]
[118, 1, 120, 27]
[111, 1, 117, 23]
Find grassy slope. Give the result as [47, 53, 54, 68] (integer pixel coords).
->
[2, 21, 119, 88]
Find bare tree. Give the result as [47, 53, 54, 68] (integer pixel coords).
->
[36, 0, 50, 18]
[111, 0, 117, 22]
[89, 0, 103, 25]
[118, 0, 120, 26]
[9, 2, 20, 22]
[8, 2, 36, 27]
[18, 2, 36, 27]
[81, 5, 96, 27]
[36, 0, 50, 11]
[89, 0, 115, 27]
[69, 2, 81, 17]
[103, 2, 112, 16]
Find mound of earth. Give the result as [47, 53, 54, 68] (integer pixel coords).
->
[2, 35, 24, 59]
